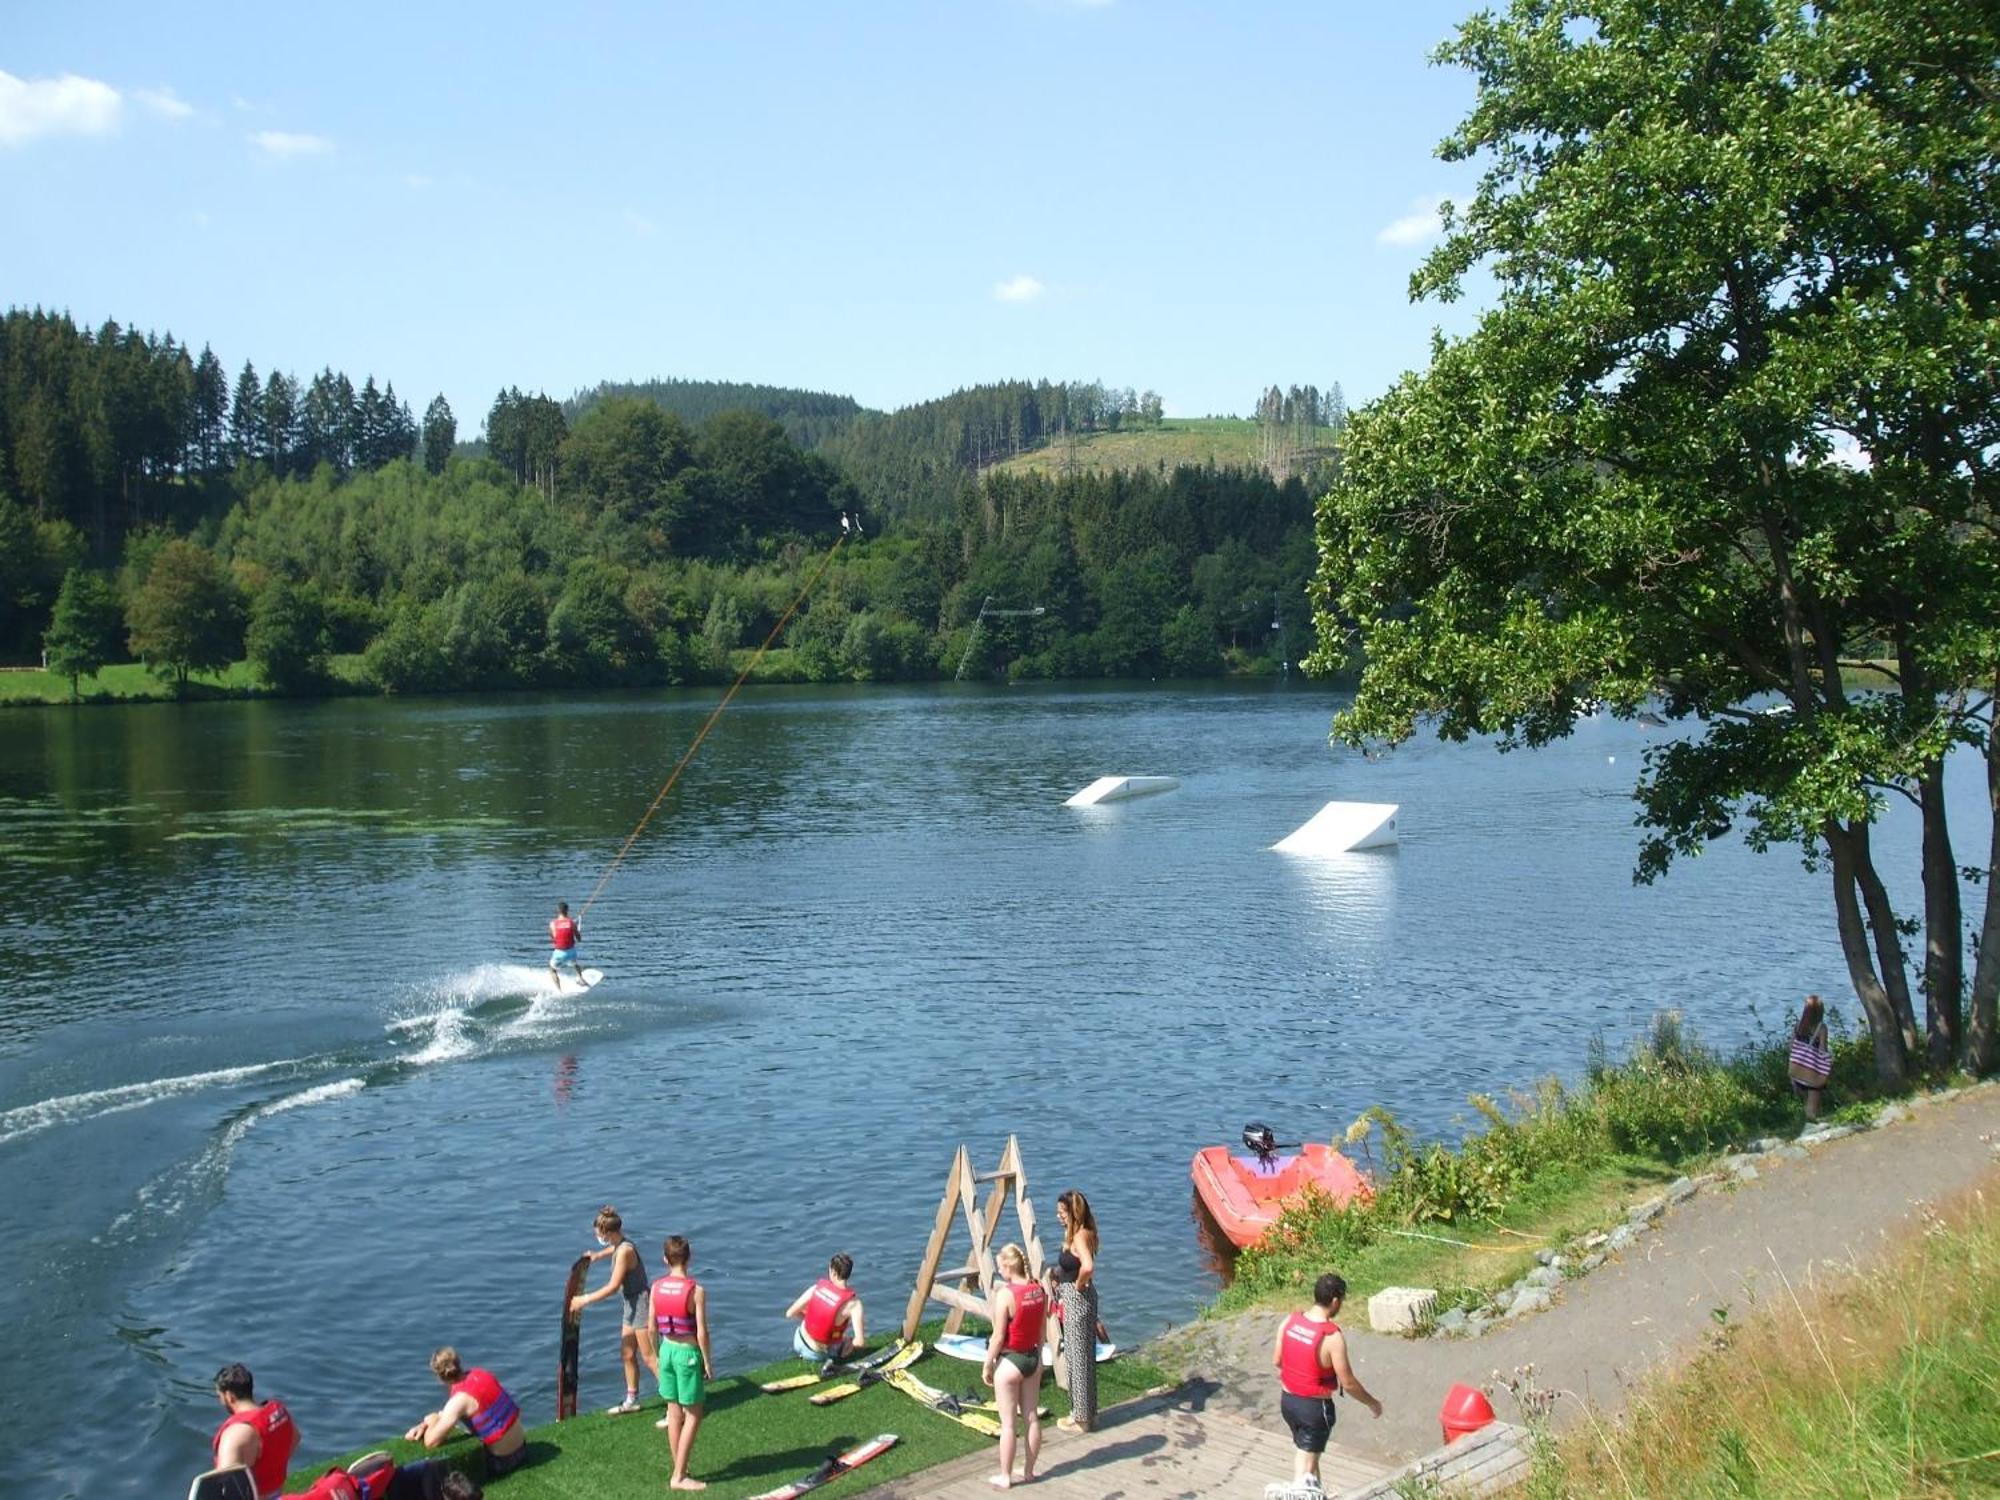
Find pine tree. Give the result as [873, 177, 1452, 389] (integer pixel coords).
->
[422, 394, 456, 474]
[230, 362, 263, 464]
[192, 346, 229, 474]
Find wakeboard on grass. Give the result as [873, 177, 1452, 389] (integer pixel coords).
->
[759, 1337, 914, 1394]
[557, 1253, 590, 1419]
[186, 1468, 256, 1500]
[883, 1365, 1002, 1436]
[935, 1331, 1116, 1364]
[748, 1433, 900, 1500]
[807, 1341, 926, 1404]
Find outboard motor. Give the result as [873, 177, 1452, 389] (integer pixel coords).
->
[1242, 1122, 1279, 1166]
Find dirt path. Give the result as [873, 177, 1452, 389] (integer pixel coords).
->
[1150, 1083, 2000, 1467]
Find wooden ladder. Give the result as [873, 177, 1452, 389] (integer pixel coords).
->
[901, 1135, 1047, 1342]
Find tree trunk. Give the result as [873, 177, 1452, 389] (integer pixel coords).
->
[1848, 819, 1920, 1055]
[1916, 757, 1964, 1070]
[1825, 820, 1911, 1086]
[1969, 678, 2000, 1076]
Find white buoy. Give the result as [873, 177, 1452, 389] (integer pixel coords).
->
[1064, 775, 1181, 808]
[1272, 801, 1400, 854]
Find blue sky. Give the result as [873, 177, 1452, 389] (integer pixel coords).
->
[3, 1, 1487, 430]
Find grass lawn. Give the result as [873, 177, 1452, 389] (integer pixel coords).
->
[284, 1329, 1167, 1499]
[992, 417, 1339, 480]
[0, 655, 369, 705]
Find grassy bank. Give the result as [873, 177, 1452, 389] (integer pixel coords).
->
[0, 655, 371, 705]
[283, 1330, 1166, 1499]
[1522, 1168, 2000, 1497]
[1217, 1016, 1897, 1318]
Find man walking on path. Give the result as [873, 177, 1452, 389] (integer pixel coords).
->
[1270, 1273, 1381, 1495]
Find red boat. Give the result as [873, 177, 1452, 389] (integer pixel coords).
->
[1191, 1126, 1373, 1249]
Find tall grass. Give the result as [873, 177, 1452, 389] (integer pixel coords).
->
[1527, 1175, 2000, 1497]
[1222, 1017, 1882, 1310]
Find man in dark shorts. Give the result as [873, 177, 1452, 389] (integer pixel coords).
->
[1269, 1272, 1381, 1494]
[573, 1205, 656, 1412]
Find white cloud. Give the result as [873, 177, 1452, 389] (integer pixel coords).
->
[231, 94, 255, 112]
[1377, 195, 1445, 248]
[134, 86, 194, 120]
[252, 129, 333, 160]
[0, 70, 122, 148]
[993, 273, 1045, 304]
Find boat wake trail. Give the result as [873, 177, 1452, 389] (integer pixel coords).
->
[386, 963, 595, 1064]
[0, 1058, 326, 1148]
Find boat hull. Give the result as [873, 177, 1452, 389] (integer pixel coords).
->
[1190, 1143, 1372, 1249]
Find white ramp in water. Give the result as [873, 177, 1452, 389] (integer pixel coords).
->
[1065, 775, 1181, 808]
[1273, 800, 1400, 854]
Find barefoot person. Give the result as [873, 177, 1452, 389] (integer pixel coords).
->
[1271, 1273, 1382, 1493]
[405, 1349, 526, 1479]
[980, 1244, 1047, 1490]
[784, 1252, 866, 1364]
[1049, 1189, 1100, 1432]
[650, 1235, 712, 1491]
[573, 1206, 656, 1413]
[1788, 993, 1833, 1123]
[548, 901, 583, 991]
[208, 1363, 299, 1499]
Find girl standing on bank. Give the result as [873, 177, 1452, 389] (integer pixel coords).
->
[981, 1244, 1047, 1489]
[1050, 1189, 1099, 1432]
[1788, 994, 1833, 1123]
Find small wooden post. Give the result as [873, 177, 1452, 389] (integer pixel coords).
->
[903, 1134, 1046, 1343]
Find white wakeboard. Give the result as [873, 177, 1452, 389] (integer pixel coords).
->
[935, 1332, 1115, 1365]
[563, 967, 604, 991]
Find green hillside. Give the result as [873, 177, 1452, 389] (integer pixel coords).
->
[992, 418, 1339, 480]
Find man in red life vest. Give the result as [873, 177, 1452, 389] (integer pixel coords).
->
[548, 901, 582, 991]
[405, 1349, 527, 1479]
[1269, 1273, 1382, 1494]
[784, 1252, 866, 1365]
[285, 1456, 482, 1500]
[650, 1235, 712, 1491]
[209, 1363, 299, 1500]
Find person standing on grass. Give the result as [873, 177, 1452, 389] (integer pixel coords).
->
[1271, 1272, 1381, 1495]
[650, 1235, 712, 1491]
[1788, 994, 1833, 1123]
[981, 1243, 1048, 1490]
[1049, 1188, 1100, 1432]
[572, 1206, 656, 1413]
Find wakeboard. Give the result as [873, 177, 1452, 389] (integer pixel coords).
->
[186, 1468, 257, 1500]
[558, 1252, 590, 1419]
[883, 1365, 1003, 1436]
[807, 1340, 926, 1404]
[557, 967, 605, 993]
[759, 1336, 914, 1394]
[748, 1433, 900, 1500]
[936, 1331, 1116, 1365]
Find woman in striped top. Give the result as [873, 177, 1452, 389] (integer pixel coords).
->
[1787, 994, 1832, 1123]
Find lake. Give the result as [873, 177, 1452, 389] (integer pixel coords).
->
[0, 682, 1948, 1497]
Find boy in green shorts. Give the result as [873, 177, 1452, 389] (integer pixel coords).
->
[647, 1235, 711, 1491]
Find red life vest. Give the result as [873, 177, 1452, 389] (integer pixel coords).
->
[212, 1399, 298, 1499]
[653, 1273, 698, 1339]
[450, 1368, 520, 1445]
[550, 916, 578, 950]
[1003, 1281, 1047, 1352]
[287, 1462, 395, 1500]
[1278, 1313, 1340, 1398]
[802, 1277, 855, 1347]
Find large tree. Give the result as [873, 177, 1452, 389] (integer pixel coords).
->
[43, 568, 123, 699]
[1309, 0, 1999, 1083]
[421, 394, 455, 475]
[126, 538, 240, 689]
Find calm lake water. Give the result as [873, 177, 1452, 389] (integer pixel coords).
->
[0, 682, 1964, 1497]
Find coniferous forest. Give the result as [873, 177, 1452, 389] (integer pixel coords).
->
[0, 307, 1333, 698]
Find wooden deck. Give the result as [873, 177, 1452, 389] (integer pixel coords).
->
[1343, 1421, 1533, 1498]
[857, 1389, 1393, 1499]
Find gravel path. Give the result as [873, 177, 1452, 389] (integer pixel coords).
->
[1149, 1082, 2000, 1467]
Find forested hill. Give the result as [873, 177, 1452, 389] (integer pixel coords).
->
[564, 379, 865, 450]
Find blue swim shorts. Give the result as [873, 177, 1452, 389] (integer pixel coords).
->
[550, 948, 578, 969]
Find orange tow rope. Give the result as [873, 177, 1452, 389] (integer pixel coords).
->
[577, 533, 846, 922]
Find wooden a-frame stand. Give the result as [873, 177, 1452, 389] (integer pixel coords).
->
[901, 1135, 1047, 1343]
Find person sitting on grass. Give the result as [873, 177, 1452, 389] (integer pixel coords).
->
[650, 1235, 713, 1491]
[1270, 1273, 1381, 1496]
[784, 1252, 866, 1366]
[208, 1363, 299, 1500]
[285, 1455, 484, 1500]
[573, 1205, 657, 1413]
[980, 1243, 1048, 1491]
[404, 1349, 526, 1479]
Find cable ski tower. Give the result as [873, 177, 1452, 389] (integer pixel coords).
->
[954, 595, 1045, 681]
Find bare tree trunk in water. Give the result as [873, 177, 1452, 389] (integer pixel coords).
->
[1825, 820, 1911, 1087]
[1968, 680, 2000, 1076]
[1848, 819, 1920, 1056]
